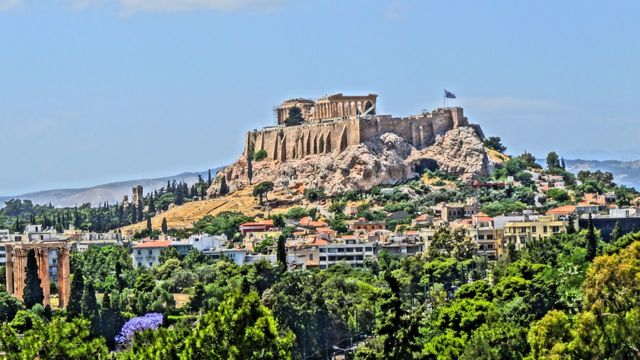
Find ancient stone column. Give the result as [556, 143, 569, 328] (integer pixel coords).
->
[13, 248, 27, 300]
[5, 245, 13, 294]
[36, 247, 50, 306]
[57, 247, 70, 308]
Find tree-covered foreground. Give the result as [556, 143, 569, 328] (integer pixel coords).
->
[1, 229, 640, 359]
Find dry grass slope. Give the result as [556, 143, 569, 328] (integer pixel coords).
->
[121, 186, 260, 234]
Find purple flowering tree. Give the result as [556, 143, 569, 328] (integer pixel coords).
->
[115, 312, 164, 346]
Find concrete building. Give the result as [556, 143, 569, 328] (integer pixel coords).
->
[317, 239, 376, 269]
[432, 203, 466, 223]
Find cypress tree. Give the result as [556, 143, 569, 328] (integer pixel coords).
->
[115, 261, 125, 292]
[137, 200, 144, 222]
[247, 145, 254, 185]
[190, 282, 206, 313]
[161, 217, 168, 234]
[23, 249, 44, 309]
[586, 213, 598, 261]
[219, 176, 229, 196]
[207, 169, 212, 186]
[146, 216, 152, 233]
[82, 279, 100, 335]
[68, 268, 85, 318]
[74, 206, 82, 229]
[99, 292, 121, 349]
[277, 235, 287, 269]
[566, 213, 577, 234]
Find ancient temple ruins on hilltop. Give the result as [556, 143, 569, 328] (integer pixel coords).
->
[245, 93, 480, 162]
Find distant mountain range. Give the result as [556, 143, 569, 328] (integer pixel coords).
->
[0, 168, 221, 208]
[563, 159, 640, 189]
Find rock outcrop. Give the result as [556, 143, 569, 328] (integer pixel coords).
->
[209, 125, 494, 198]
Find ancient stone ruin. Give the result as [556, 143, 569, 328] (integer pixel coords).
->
[210, 93, 493, 198]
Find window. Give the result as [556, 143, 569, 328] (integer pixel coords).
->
[487, 234, 494, 240]
[309, 254, 314, 261]
[148, 262, 152, 267]
[138, 262, 142, 267]
[355, 247, 363, 252]
[320, 256, 326, 261]
[543, 226, 548, 233]
[365, 247, 373, 252]
[148, 249, 152, 255]
[532, 227, 536, 233]
[137, 250, 142, 255]
[319, 248, 326, 253]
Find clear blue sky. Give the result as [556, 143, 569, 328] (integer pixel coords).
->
[1, 0, 639, 195]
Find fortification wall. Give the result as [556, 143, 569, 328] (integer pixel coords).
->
[244, 107, 471, 161]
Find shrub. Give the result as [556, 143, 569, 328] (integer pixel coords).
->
[253, 149, 268, 161]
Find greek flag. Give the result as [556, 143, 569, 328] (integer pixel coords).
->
[444, 89, 456, 99]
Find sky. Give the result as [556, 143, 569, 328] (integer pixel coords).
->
[1, 0, 639, 195]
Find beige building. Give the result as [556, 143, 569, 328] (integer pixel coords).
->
[503, 216, 566, 250]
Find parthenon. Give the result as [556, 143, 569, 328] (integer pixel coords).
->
[276, 93, 377, 125]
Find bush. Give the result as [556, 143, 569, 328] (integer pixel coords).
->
[285, 207, 308, 220]
[253, 149, 268, 162]
[547, 188, 570, 202]
[304, 188, 326, 202]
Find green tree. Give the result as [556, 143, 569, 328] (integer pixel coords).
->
[67, 268, 84, 318]
[586, 214, 598, 261]
[253, 181, 274, 205]
[277, 235, 287, 269]
[376, 273, 420, 359]
[483, 136, 507, 153]
[219, 176, 229, 196]
[546, 151, 560, 170]
[0, 316, 108, 359]
[190, 282, 206, 313]
[0, 292, 23, 323]
[247, 145, 254, 185]
[81, 279, 100, 335]
[146, 216, 152, 233]
[182, 291, 293, 359]
[566, 213, 577, 234]
[254, 149, 268, 161]
[23, 249, 44, 309]
[161, 217, 168, 234]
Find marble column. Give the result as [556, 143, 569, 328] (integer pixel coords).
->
[5, 245, 13, 294]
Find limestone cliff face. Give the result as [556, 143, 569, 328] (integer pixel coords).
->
[209, 125, 494, 198]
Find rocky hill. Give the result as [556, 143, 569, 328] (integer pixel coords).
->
[209, 125, 495, 200]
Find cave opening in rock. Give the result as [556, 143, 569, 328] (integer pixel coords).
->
[413, 159, 439, 173]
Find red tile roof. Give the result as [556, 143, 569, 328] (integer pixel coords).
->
[132, 240, 171, 249]
[546, 205, 576, 215]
